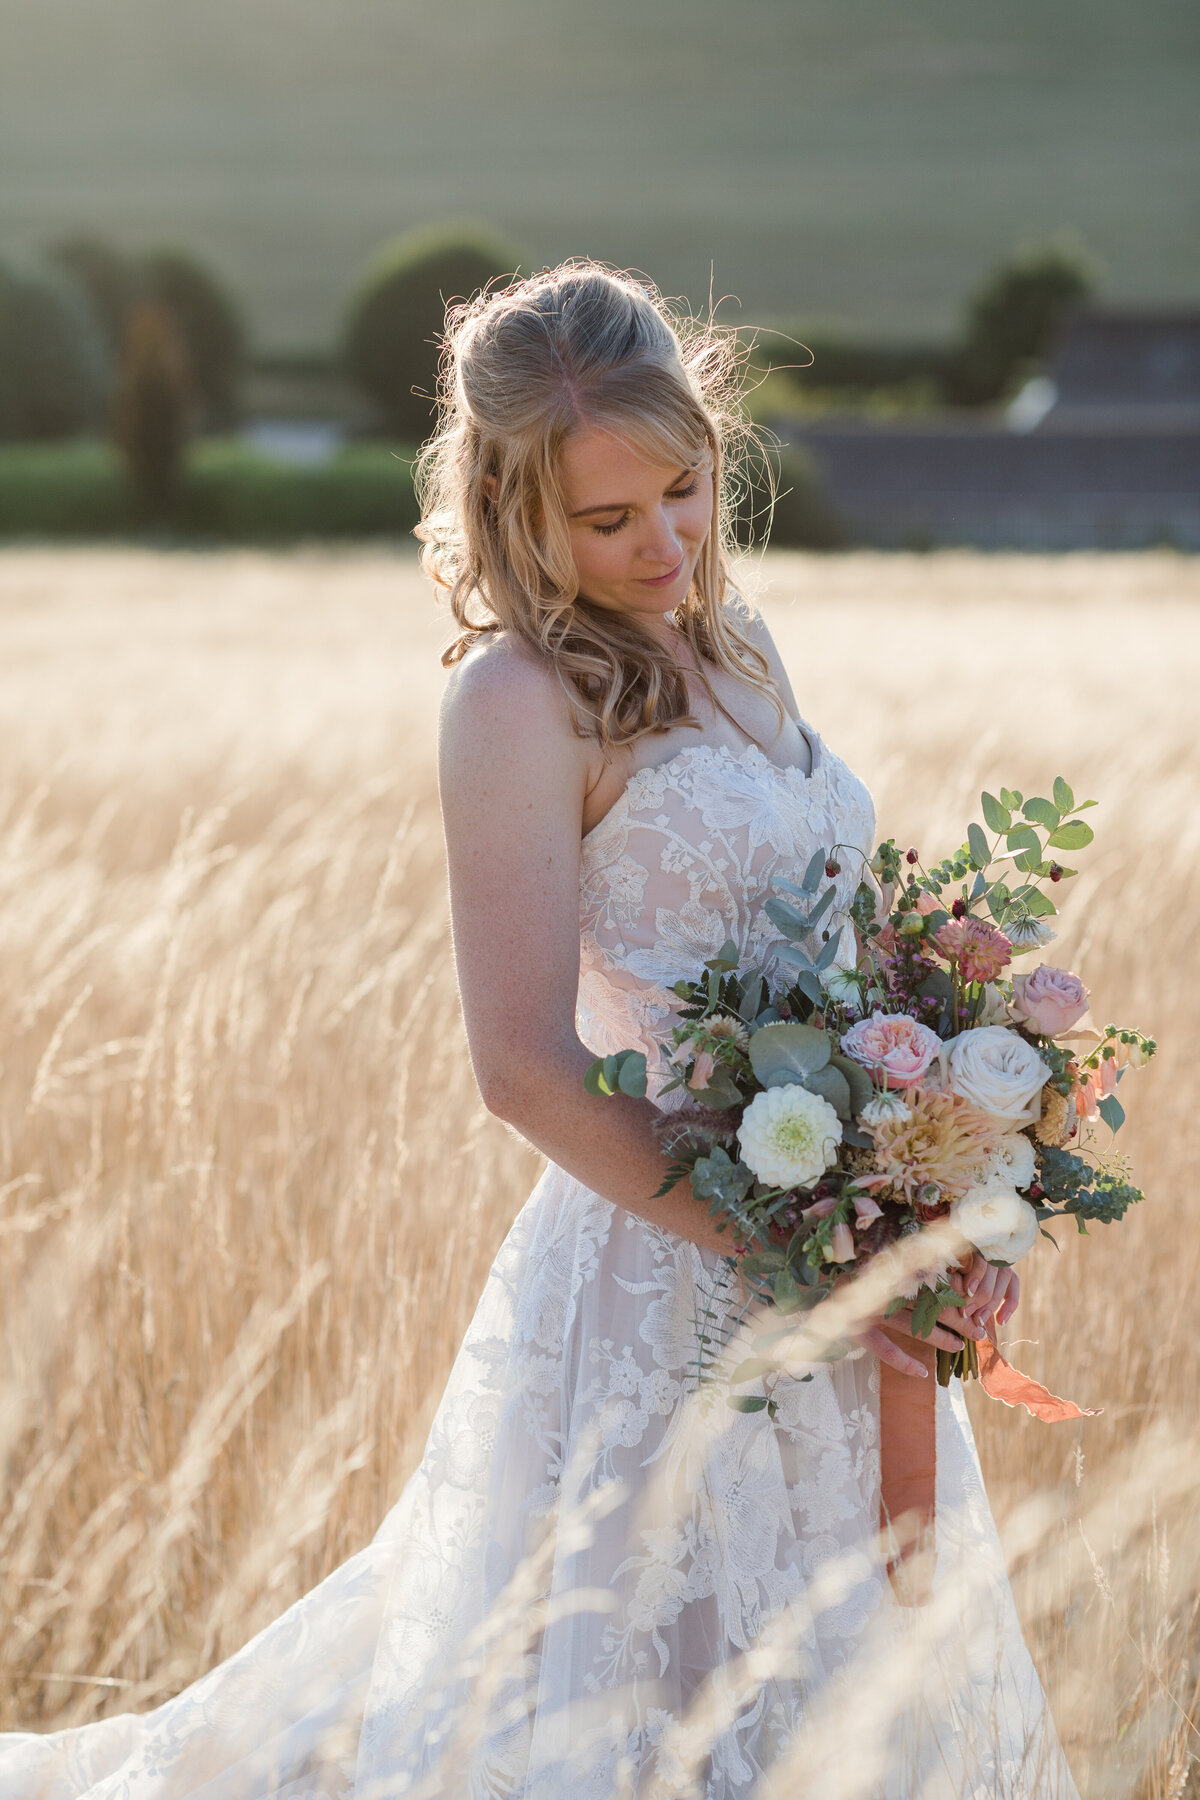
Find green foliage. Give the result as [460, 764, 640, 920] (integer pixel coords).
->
[945, 237, 1099, 406]
[0, 438, 420, 541]
[0, 254, 110, 441]
[1035, 1142, 1144, 1226]
[343, 222, 520, 442]
[48, 235, 142, 356]
[143, 247, 245, 431]
[582, 1048, 647, 1098]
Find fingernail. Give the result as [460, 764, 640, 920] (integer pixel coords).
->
[916, 1366, 928, 1378]
[968, 1279, 979, 1295]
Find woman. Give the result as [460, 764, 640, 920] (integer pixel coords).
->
[0, 262, 1077, 1798]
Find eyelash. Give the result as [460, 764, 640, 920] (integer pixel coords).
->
[592, 478, 700, 536]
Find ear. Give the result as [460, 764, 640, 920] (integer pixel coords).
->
[482, 472, 498, 505]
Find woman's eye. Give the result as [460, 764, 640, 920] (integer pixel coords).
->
[593, 515, 628, 537]
[669, 479, 699, 500]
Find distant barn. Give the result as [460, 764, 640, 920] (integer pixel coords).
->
[1041, 306, 1200, 430]
[783, 306, 1200, 549]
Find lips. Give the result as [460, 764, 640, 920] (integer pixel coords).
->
[638, 557, 684, 588]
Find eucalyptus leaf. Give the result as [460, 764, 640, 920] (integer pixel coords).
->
[616, 1050, 647, 1097]
[774, 941, 815, 974]
[1053, 776, 1075, 813]
[1005, 826, 1041, 857]
[1023, 889, 1058, 918]
[1047, 820, 1094, 851]
[804, 1063, 852, 1119]
[1097, 1093, 1126, 1132]
[814, 933, 843, 972]
[981, 791, 1012, 832]
[690, 1146, 754, 1206]
[801, 847, 827, 894]
[1023, 796, 1061, 830]
[1000, 787, 1023, 811]
[967, 822, 990, 867]
[829, 1053, 874, 1115]
[806, 886, 837, 931]
[749, 1022, 832, 1086]
[764, 896, 810, 941]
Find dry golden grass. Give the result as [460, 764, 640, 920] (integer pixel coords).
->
[0, 544, 1197, 1794]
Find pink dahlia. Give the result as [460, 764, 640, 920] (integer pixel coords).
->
[870, 1086, 1003, 1205]
[933, 916, 1012, 985]
[841, 1009, 941, 1090]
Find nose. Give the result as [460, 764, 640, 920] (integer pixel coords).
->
[640, 506, 684, 570]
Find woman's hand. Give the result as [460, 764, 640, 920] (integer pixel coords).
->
[953, 1253, 1021, 1333]
[855, 1302, 987, 1380]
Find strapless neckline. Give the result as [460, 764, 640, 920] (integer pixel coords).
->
[580, 724, 824, 852]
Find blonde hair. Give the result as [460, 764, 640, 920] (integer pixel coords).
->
[415, 258, 785, 755]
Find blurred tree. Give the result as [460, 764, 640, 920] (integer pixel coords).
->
[946, 237, 1100, 406]
[343, 223, 520, 441]
[731, 440, 842, 550]
[0, 254, 111, 440]
[111, 297, 193, 522]
[143, 247, 245, 431]
[48, 234, 143, 357]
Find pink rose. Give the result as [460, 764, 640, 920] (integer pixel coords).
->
[1010, 965, 1090, 1037]
[840, 1009, 942, 1090]
[687, 1050, 717, 1091]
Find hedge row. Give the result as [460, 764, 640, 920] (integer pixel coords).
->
[0, 439, 420, 542]
[0, 437, 843, 550]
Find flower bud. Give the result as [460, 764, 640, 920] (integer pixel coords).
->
[906, 847, 919, 864]
[951, 897, 968, 919]
[825, 858, 841, 877]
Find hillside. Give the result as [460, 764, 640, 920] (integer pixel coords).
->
[0, 0, 1196, 350]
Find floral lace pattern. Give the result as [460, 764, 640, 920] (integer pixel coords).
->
[0, 725, 1079, 1799]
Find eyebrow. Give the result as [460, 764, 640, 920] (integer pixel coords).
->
[568, 467, 693, 518]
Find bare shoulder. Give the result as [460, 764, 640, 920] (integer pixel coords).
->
[438, 630, 591, 836]
[440, 631, 583, 762]
[726, 587, 801, 719]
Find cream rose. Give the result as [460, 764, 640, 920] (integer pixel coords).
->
[945, 1026, 1050, 1127]
[737, 1084, 843, 1190]
[951, 1181, 1041, 1264]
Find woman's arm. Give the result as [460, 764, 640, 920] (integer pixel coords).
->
[437, 637, 732, 1257]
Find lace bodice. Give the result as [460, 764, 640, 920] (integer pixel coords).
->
[577, 725, 877, 1101]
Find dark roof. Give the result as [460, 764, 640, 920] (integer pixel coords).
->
[1049, 308, 1200, 406]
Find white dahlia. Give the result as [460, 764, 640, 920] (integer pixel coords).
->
[860, 1090, 911, 1128]
[737, 1084, 843, 1190]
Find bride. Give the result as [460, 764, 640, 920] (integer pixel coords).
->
[0, 262, 1078, 1798]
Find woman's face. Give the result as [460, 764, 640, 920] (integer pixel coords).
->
[558, 424, 713, 632]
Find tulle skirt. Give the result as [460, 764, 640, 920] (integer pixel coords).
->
[0, 1163, 1079, 1799]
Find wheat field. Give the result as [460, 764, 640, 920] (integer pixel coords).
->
[0, 544, 1197, 1795]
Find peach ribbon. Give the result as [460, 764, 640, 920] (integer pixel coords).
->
[878, 1323, 1099, 1607]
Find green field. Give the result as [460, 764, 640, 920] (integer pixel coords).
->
[0, 0, 1196, 351]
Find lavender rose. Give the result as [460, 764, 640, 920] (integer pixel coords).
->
[1009, 965, 1090, 1037]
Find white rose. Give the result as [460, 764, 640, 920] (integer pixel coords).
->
[945, 1025, 1050, 1126]
[977, 983, 1013, 1029]
[972, 1130, 1037, 1191]
[951, 1181, 1041, 1264]
[737, 1084, 843, 1190]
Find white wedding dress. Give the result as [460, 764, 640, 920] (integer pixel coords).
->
[0, 722, 1080, 1800]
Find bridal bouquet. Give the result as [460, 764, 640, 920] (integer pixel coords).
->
[584, 777, 1155, 1402]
